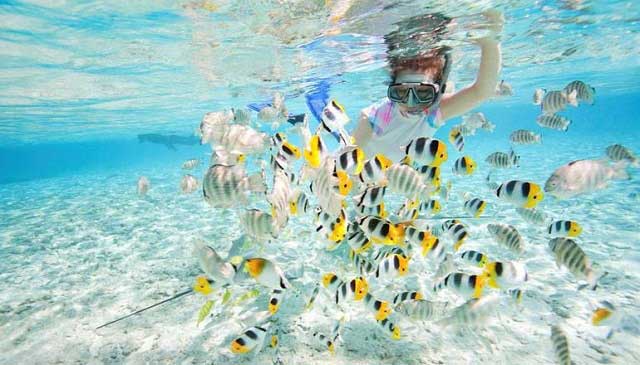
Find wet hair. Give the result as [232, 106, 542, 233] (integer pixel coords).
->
[388, 49, 450, 82]
[384, 13, 453, 84]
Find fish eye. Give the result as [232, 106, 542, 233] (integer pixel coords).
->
[440, 154, 444, 158]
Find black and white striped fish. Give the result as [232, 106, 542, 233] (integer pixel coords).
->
[605, 144, 638, 166]
[510, 129, 541, 145]
[564, 80, 595, 105]
[548, 237, 597, 289]
[203, 164, 266, 207]
[392, 291, 423, 306]
[463, 197, 487, 218]
[386, 163, 435, 199]
[358, 154, 393, 185]
[395, 299, 449, 321]
[230, 325, 269, 354]
[432, 272, 487, 299]
[449, 127, 465, 152]
[241, 209, 277, 240]
[515, 207, 549, 226]
[548, 220, 582, 237]
[402, 137, 448, 166]
[550, 325, 572, 365]
[485, 149, 520, 168]
[536, 114, 571, 132]
[487, 223, 525, 254]
[541, 89, 578, 115]
[353, 186, 386, 207]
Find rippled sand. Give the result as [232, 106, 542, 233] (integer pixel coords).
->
[1, 137, 640, 364]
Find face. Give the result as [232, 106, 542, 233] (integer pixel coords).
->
[393, 71, 440, 115]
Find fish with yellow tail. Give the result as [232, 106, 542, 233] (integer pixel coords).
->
[401, 137, 448, 166]
[422, 236, 446, 262]
[357, 215, 404, 245]
[487, 223, 525, 254]
[432, 272, 488, 299]
[312, 331, 338, 355]
[345, 223, 372, 253]
[288, 189, 310, 216]
[449, 127, 465, 152]
[331, 168, 353, 196]
[377, 317, 401, 340]
[591, 300, 622, 339]
[243, 258, 289, 290]
[363, 292, 392, 321]
[268, 288, 285, 315]
[193, 275, 213, 296]
[355, 202, 387, 218]
[548, 220, 582, 237]
[548, 237, 599, 289]
[483, 261, 529, 289]
[358, 153, 393, 185]
[404, 226, 438, 249]
[418, 199, 441, 216]
[452, 156, 476, 176]
[392, 291, 423, 306]
[463, 196, 487, 217]
[496, 180, 544, 208]
[304, 134, 328, 169]
[322, 273, 369, 305]
[353, 185, 386, 207]
[436, 294, 500, 328]
[336, 146, 365, 175]
[230, 324, 269, 354]
[316, 208, 348, 243]
[374, 253, 409, 279]
[442, 219, 468, 251]
[349, 249, 376, 275]
[460, 250, 489, 268]
[550, 325, 572, 365]
[416, 164, 441, 188]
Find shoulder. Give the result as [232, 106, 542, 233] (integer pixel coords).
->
[361, 98, 393, 118]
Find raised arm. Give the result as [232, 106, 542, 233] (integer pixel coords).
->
[439, 37, 501, 121]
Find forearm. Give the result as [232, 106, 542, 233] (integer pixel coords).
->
[440, 39, 501, 120]
[473, 38, 501, 98]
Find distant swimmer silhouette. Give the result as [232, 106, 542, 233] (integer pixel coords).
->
[137, 133, 200, 151]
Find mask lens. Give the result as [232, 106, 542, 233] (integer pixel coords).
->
[388, 85, 411, 102]
[415, 85, 436, 103]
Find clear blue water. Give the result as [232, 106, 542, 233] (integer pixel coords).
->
[1, 1, 640, 364]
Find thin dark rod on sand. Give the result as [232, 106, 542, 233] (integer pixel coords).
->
[96, 288, 193, 330]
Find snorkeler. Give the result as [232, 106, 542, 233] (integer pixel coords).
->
[353, 11, 503, 161]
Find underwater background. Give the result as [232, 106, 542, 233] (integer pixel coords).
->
[1, 1, 639, 364]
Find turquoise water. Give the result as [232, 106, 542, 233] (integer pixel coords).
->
[2, 1, 640, 364]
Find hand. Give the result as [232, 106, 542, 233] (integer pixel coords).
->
[469, 8, 504, 45]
